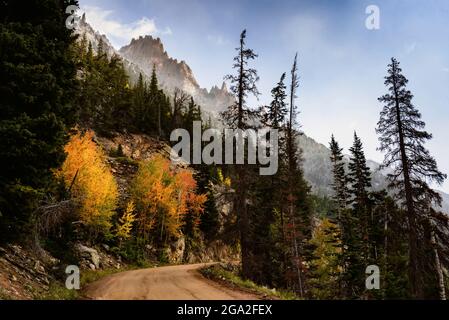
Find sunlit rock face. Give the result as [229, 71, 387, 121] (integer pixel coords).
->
[119, 35, 234, 115]
[75, 15, 234, 116]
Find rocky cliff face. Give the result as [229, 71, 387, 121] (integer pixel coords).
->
[75, 14, 116, 57]
[119, 36, 199, 93]
[75, 15, 234, 115]
[74, 15, 149, 85]
[119, 35, 234, 114]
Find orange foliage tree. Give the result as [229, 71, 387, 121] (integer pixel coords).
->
[57, 130, 118, 238]
[131, 154, 206, 244]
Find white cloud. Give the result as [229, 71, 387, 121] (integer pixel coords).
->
[443, 67, 449, 73]
[80, 5, 171, 48]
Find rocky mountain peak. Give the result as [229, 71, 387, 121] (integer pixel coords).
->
[221, 81, 228, 92]
[119, 35, 234, 115]
[119, 35, 200, 94]
[129, 35, 166, 57]
[74, 15, 234, 115]
[75, 14, 116, 58]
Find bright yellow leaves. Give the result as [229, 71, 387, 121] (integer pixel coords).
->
[217, 168, 231, 187]
[116, 201, 136, 241]
[131, 155, 206, 242]
[57, 132, 206, 244]
[57, 130, 118, 236]
[309, 218, 342, 299]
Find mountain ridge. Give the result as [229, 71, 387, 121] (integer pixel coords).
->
[75, 16, 448, 214]
[75, 15, 234, 116]
[119, 35, 234, 114]
[299, 134, 449, 214]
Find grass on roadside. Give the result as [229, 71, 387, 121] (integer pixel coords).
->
[35, 262, 156, 300]
[200, 264, 298, 300]
[0, 288, 13, 300]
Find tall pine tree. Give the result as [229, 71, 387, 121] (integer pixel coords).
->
[348, 132, 372, 211]
[221, 29, 259, 279]
[329, 135, 349, 218]
[252, 72, 289, 287]
[0, 0, 78, 240]
[377, 58, 447, 298]
[283, 53, 313, 297]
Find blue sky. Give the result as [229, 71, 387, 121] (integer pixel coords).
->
[79, 0, 449, 193]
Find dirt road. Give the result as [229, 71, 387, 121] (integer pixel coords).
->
[84, 263, 259, 300]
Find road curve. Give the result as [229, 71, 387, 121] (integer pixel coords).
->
[84, 263, 259, 300]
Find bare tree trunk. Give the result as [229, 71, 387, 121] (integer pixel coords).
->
[291, 220, 303, 297]
[158, 104, 161, 137]
[430, 229, 446, 300]
[236, 35, 250, 279]
[391, 66, 421, 298]
[384, 211, 388, 264]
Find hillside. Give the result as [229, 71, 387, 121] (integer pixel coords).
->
[299, 134, 449, 214]
[2, 0, 449, 301]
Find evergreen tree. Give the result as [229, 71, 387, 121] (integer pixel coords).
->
[86, 40, 94, 67]
[369, 190, 409, 299]
[348, 132, 372, 210]
[184, 97, 202, 135]
[221, 29, 259, 129]
[133, 73, 147, 132]
[147, 65, 162, 135]
[329, 135, 349, 217]
[251, 73, 290, 287]
[171, 88, 190, 132]
[343, 132, 373, 298]
[197, 167, 221, 242]
[283, 53, 313, 297]
[98, 54, 132, 133]
[221, 29, 259, 279]
[260, 73, 288, 129]
[376, 57, 447, 298]
[0, 0, 78, 240]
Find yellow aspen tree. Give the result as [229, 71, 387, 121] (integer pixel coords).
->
[131, 155, 206, 243]
[174, 169, 207, 236]
[116, 201, 136, 241]
[57, 130, 118, 237]
[309, 218, 343, 299]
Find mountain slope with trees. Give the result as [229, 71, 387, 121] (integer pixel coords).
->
[0, 0, 448, 300]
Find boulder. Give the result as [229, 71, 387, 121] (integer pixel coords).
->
[74, 243, 100, 270]
[165, 237, 185, 264]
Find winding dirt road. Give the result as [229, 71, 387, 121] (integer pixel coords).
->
[84, 263, 258, 300]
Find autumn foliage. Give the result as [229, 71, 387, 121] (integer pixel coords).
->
[57, 130, 118, 236]
[309, 218, 342, 299]
[116, 201, 136, 241]
[131, 155, 206, 243]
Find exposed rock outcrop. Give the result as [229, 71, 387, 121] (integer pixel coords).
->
[164, 237, 186, 264]
[119, 35, 234, 115]
[75, 16, 234, 116]
[74, 243, 123, 271]
[0, 244, 56, 299]
[74, 243, 100, 270]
